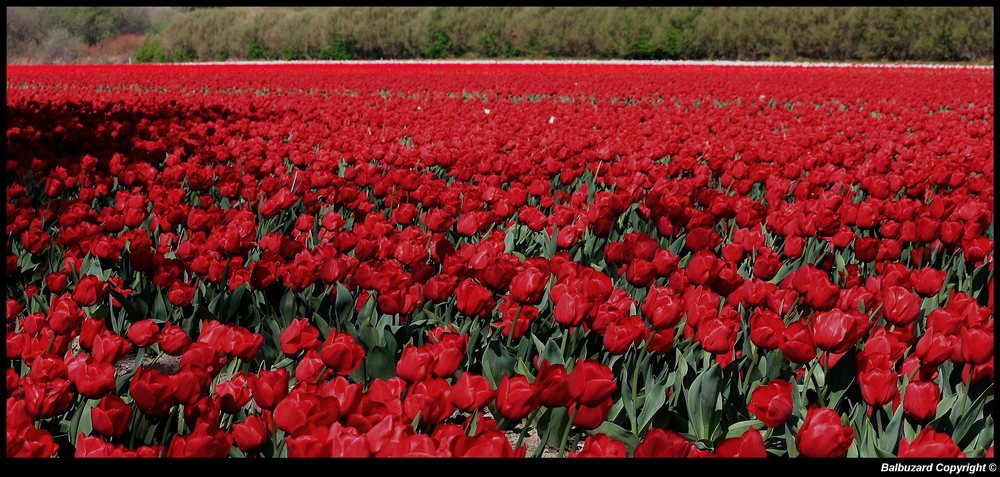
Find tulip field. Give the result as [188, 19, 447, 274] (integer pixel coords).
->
[5, 62, 994, 458]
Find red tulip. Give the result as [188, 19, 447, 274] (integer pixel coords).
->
[72, 274, 107, 307]
[534, 360, 572, 408]
[911, 267, 946, 297]
[811, 309, 868, 354]
[450, 372, 495, 412]
[570, 433, 627, 458]
[496, 374, 539, 421]
[779, 320, 817, 364]
[882, 286, 921, 326]
[796, 407, 853, 457]
[396, 345, 434, 383]
[127, 319, 160, 347]
[568, 359, 616, 406]
[319, 330, 365, 375]
[455, 278, 496, 318]
[166, 421, 233, 458]
[91, 395, 131, 438]
[634, 428, 699, 458]
[902, 380, 940, 421]
[252, 368, 289, 410]
[715, 428, 767, 457]
[749, 309, 785, 350]
[747, 380, 793, 428]
[509, 263, 549, 305]
[898, 428, 965, 457]
[279, 318, 321, 356]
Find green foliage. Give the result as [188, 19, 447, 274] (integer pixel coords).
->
[7, 7, 179, 63]
[172, 46, 196, 62]
[6, 6, 995, 63]
[246, 37, 275, 60]
[46, 7, 123, 45]
[421, 29, 453, 59]
[662, 27, 685, 59]
[318, 34, 354, 60]
[133, 39, 165, 63]
[282, 43, 302, 61]
[626, 35, 657, 60]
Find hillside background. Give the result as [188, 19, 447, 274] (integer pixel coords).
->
[6, 6, 995, 64]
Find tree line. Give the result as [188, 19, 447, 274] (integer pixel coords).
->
[7, 7, 994, 64]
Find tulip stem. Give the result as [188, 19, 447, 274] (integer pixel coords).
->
[874, 406, 884, 436]
[800, 361, 814, 406]
[557, 407, 580, 457]
[630, 344, 649, 433]
[506, 305, 523, 348]
[275, 437, 286, 457]
[314, 366, 327, 384]
[819, 353, 829, 406]
[161, 406, 177, 445]
[741, 343, 759, 395]
[514, 409, 539, 449]
[465, 411, 479, 435]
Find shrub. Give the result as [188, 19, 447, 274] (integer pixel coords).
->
[134, 38, 165, 63]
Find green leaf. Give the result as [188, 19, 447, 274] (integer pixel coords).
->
[265, 319, 284, 358]
[504, 225, 517, 252]
[667, 233, 687, 255]
[532, 408, 563, 455]
[313, 312, 331, 339]
[784, 423, 799, 458]
[82, 255, 107, 280]
[834, 252, 846, 275]
[878, 402, 905, 454]
[934, 393, 960, 421]
[637, 376, 668, 434]
[825, 355, 856, 410]
[422, 307, 441, 325]
[952, 385, 993, 445]
[853, 415, 878, 458]
[513, 357, 533, 378]
[67, 399, 88, 445]
[207, 290, 224, 314]
[545, 225, 559, 259]
[725, 420, 760, 438]
[106, 287, 144, 322]
[358, 324, 382, 349]
[969, 261, 992, 300]
[366, 347, 395, 380]
[873, 445, 895, 458]
[153, 288, 168, 321]
[968, 415, 993, 455]
[334, 284, 353, 325]
[279, 288, 296, 322]
[78, 399, 94, 436]
[684, 362, 721, 439]
[115, 347, 144, 394]
[224, 286, 247, 322]
[272, 357, 295, 369]
[591, 421, 641, 454]
[538, 338, 565, 367]
[465, 319, 484, 365]
[482, 343, 513, 388]
[769, 256, 803, 285]
[621, 369, 637, 433]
